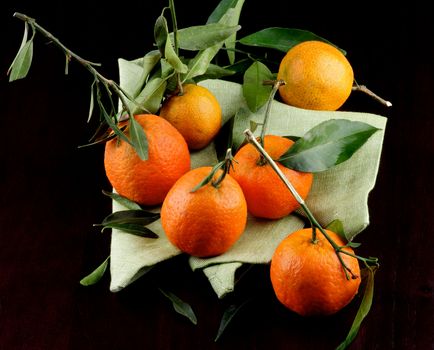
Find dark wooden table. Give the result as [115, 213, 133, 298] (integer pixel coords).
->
[1, 1, 433, 349]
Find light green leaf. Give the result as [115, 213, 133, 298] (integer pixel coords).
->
[8, 21, 29, 75]
[222, 0, 245, 64]
[239, 27, 346, 55]
[326, 219, 346, 241]
[102, 190, 142, 210]
[174, 23, 240, 51]
[182, 8, 238, 82]
[9, 39, 33, 82]
[129, 117, 149, 160]
[118, 50, 161, 99]
[154, 15, 168, 55]
[231, 107, 253, 151]
[87, 80, 96, 123]
[165, 35, 188, 74]
[159, 288, 197, 325]
[207, 0, 239, 23]
[80, 256, 110, 286]
[193, 63, 235, 82]
[134, 77, 167, 114]
[242, 61, 273, 112]
[278, 119, 380, 172]
[336, 267, 377, 350]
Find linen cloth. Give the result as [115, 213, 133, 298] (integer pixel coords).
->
[109, 78, 387, 297]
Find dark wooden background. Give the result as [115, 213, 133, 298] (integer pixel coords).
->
[1, 1, 433, 349]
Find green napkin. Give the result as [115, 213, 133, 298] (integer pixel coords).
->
[109, 77, 387, 297]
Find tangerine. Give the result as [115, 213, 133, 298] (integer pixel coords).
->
[270, 228, 361, 316]
[104, 114, 190, 206]
[161, 167, 247, 257]
[159, 84, 222, 150]
[231, 135, 313, 219]
[277, 40, 354, 111]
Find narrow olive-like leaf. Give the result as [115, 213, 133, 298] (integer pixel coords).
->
[9, 39, 33, 82]
[193, 63, 235, 82]
[159, 288, 197, 325]
[102, 190, 142, 210]
[165, 35, 188, 74]
[173, 24, 240, 51]
[326, 219, 346, 241]
[118, 51, 161, 102]
[97, 98, 132, 146]
[129, 117, 149, 160]
[182, 8, 237, 82]
[278, 119, 380, 172]
[222, 0, 245, 64]
[191, 161, 225, 192]
[8, 21, 29, 75]
[242, 61, 274, 112]
[154, 15, 168, 55]
[80, 256, 110, 286]
[336, 267, 376, 350]
[101, 210, 160, 226]
[231, 107, 253, 151]
[347, 242, 362, 248]
[135, 77, 167, 114]
[207, 0, 239, 23]
[239, 27, 346, 55]
[215, 299, 251, 341]
[101, 223, 159, 238]
[87, 80, 96, 123]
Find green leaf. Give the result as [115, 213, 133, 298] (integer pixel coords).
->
[191, 161, 225, 192]
[182, 8, 238, 82]
[159, 288, 197, 325]
[87, 80, 96, 123]
[102, 190, 142, 210]
[326, 219, 346, 241]
[278, 119, 380, 172]
[207, 0, 239, 23]
[231, 107, 253, 151]
[118, 51, 161, 101]
[80, 256, 110, 286]
[242, 61, 274, 112]
[224, 58, 252, 75]
[193, 63, 235, 82]
[129, 117, 149, 160]
[8, 39, 33, 82]
[175, 23, 240, 51]
[135, 76, 167, 114]
[215, 299, 251, 341]
[222, 0, 245, 64]
[154, 15, 168, 55]
[101, 210, 160, 226]
[239, 27, 346, 55]
[336, 267, 377, 350]
[165, 34, 188, 74]
[8, 21, 30, 75]
[101, 223, 158, 238]
[97, 97, 131, 146]
[347, 242, 362, 248]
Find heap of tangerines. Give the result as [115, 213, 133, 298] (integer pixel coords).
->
[104, 40, 361, 316]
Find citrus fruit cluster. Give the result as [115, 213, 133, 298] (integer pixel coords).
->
[103, 40, 362, 317]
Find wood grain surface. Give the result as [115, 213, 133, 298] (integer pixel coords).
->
[1, 1, 433, 349]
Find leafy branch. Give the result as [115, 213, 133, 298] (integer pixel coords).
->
[9, 12, 149, 159]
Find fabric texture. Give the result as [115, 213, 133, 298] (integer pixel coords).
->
[109, 78, 387, 298]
